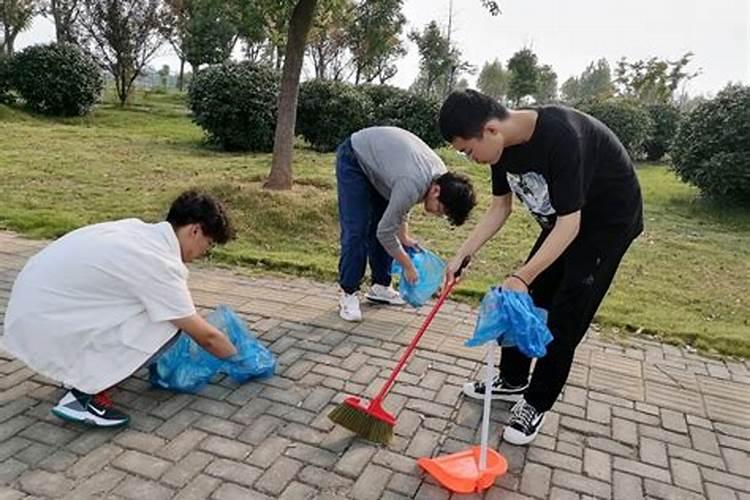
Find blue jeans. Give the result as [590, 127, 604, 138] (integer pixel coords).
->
[336, 137, 392, 294]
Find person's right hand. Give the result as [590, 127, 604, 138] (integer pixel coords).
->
[404, 264, 419, 284]
[443, 254, 472, 289]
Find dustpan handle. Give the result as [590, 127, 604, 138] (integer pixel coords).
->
[479, 342, 497, 471]
[372, 257, 470, 403]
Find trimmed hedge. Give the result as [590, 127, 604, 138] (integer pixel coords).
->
[644, 103, 681, 162]
[671, 84, 750, 204]
[11, 43, 102, 116]
[581, 98, 653, 159]
[187, 61, 278, 152]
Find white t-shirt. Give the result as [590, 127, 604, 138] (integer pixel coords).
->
[1, 219, 196, 394]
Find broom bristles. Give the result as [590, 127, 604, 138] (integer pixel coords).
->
[329, 401, 394, 445]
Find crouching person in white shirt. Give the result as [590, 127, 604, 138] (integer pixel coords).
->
[1, 190, 238, 428]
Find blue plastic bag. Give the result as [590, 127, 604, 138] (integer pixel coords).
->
[391, 247, 446, 307]
[150, 305, 276, 393]
[465, 287, 553, 358]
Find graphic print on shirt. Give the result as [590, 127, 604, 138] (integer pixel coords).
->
[506, 172, 556, 228]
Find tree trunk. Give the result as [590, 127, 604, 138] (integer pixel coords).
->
[265, 0, 318, 190]
[178, 57, 185, 91]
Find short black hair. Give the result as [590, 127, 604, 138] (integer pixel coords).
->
[439, 89, 509, 141]
[166, 190, 235, 244]
[435, 172, 477, 226]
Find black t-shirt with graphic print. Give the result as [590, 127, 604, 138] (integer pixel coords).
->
[491, 105, 643, 233]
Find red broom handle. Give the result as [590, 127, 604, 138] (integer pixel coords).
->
[371, 256, 470, 403]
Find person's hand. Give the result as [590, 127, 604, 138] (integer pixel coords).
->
[404, 263, 419, 284]
[501, 273, 530, 293]
[400, 236, 421, 251]
[443, 254, 472, 289]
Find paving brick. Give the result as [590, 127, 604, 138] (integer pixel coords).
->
[0, 437, 31, 462]
[255, 457, 303, 496]
[112, 450, 171, 480]
[155, 409, 202, 439]
[247, 435, 292, 468]
[157, 429, 208, 461]
[520, 462, 551, 498]
[415, 482, 451, 500]
[702, 468, 750, 493]
[527, 447, 582, 473]
[612, 457, 671, 483]
[561, 416, 610, 438]
[666, 443, 725, 469]
[114, 430, 167, 453]
[705, 482, 741, 500]
[640, 437, 668, 467]
[37, 449, 78, 473]
[15, 442, 54, 465]
[613, 471, 643, 500]
[644, 479, 705, 500]
[671, 458, 703, 493]
[278, 481, 318, 500]
[583, 448, 611, 482]
[387, 472, 421, 496]
[660, 408, 688, 434]
[238, 415, 284, 446]
[586, 400, 611, 425]
[551, 469, 611, 498]
[350, 464, 391, 500]
[62, 469, 126, 499]
[173, 474, 220, 500]
[68, 444, 123, 480]
[722, 448, 750, 477]
[688, 425, 722, 456]
[718, 434, 750, 453]
[18, 470, 74, 498]
[161, 451, 214, 488]
[639, 424, 692, 447]
[556, 440, 583, 458]
[612, 417, 637, 445]
[335, 442, 378, 478]
[19, 422, 77, 447]
[548, 487, 579, 500]
[199, 435, 252, 460]
[205, 458, 263, 487]
[298, 465, 354, 492]
[405, 428, 441, 458]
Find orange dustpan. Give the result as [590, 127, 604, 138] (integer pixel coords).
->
[418, 343, 507, 493]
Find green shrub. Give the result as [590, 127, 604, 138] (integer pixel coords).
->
[0, 54, 14, 105]
[11, 43, 102, 116]
[644, 103, 681, 162]
[581, 98, 653, 159]
[671, 84, 750, 204]
[361, 84, 444, 148]
[187, 61, 278, 152]
[296, 79, 372, 152]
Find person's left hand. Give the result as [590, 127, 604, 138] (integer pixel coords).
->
[501, 273, 529, 293]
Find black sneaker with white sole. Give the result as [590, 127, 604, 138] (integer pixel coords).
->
[503, 398, 546, 445]
[462, 374, 529, 402]
[51, 389, 130, 428]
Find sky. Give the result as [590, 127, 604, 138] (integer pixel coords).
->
[16, 0, 750, 97]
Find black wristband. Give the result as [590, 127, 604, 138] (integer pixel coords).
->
[510, 273, 530, 289]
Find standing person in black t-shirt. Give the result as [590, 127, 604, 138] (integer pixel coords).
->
[438, 89, 643, 445]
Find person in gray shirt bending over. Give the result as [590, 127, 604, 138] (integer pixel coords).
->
[336, 126, 476, 321]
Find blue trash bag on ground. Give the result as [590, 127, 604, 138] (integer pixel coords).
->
[391, 247, 446, 307]
[150, 305, 276, 393]
[465, 287, 553, 358]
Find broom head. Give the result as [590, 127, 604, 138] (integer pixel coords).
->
[328, 396, 395, 445]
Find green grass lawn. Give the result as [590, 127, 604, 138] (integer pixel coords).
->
[1, 92, 748, 357]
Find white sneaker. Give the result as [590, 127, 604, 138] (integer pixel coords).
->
[339, 292, 362, 322]
[365, 284, 406, 305]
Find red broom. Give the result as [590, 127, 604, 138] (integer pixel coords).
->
[329, 257, 470, 444]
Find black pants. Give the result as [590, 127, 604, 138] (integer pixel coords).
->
[500, 221, 642, 412]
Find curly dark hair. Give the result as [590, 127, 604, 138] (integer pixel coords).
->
[166, 190, 235, 244]
[435, 172, 477, 226]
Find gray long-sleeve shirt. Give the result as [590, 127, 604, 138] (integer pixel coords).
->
[350, 126, 447, 255]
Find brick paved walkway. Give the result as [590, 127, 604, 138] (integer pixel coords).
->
[0, 230, 748, 500]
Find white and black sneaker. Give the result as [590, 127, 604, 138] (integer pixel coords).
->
[365, 284, 406, 305]
[503, 398, 546, 445]
[51, 389, 130, 427]
[462, 374, 529, 402]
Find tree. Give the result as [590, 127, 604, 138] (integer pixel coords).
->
[560, 76, 580, 103]
[506, 47, 539, 105]
[347, 0, 405, 84]
[0, 0, 39, 55]
[158, 64, 170, 90]
[78, 0, 165, 106]
[162, 0, 238, 90]
[408, 20, 470, 99]
[615, 52, 699, 105]
[264, 0, 318, 190]
[533, 63, 557, 103]
[477, 58, 509, 102]
[561, 58, 614, 104]
[236, 0, 293, 71]
[307, 0, 351, 80]
[45, 0, 81, 44]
